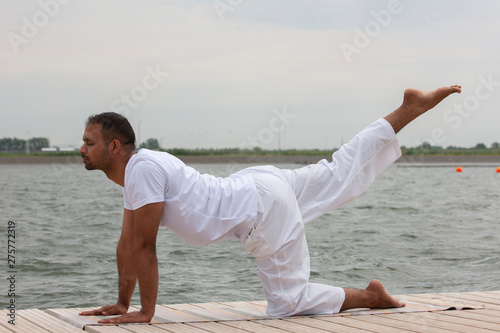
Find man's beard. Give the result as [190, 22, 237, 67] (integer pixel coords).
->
[82, 156, 96, 170]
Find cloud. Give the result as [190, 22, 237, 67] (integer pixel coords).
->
[0, 0, 499, 149]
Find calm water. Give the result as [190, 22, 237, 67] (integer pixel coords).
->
[1, 162, 499, 310]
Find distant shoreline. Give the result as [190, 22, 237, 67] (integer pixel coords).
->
[1, 154, 500, 165]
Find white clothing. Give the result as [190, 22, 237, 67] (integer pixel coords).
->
[123, 149, 258, 245]
[241, 118, 401, 316]
[122, 118, 401, 317]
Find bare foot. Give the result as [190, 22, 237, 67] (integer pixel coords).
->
[341, 279, 405, 311]
[365, 279, 405, 309]
[385, 85, 461, 134]
[402, 85, 462, 118]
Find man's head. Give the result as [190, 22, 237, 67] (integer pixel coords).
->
[79, 112, 136, 171]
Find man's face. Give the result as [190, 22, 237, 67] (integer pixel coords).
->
[79, 123, 112, 171]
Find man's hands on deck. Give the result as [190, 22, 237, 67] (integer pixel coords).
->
[78, 203, 163, 324]
[79, 303, 153, 324]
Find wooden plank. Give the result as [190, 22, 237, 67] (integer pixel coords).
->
[470, 291, 500, 299]
[0, 309, 53, 333]
[0, 325, 14, 333]
[183, 306, 257, 321]
[318, 315, 405, 333]
[456, 308, 500, 321]
[148, 304, 218, 323]
[161, 303, 205, 311]
[152, 305, 213, 323]
[165, 307, 245, 322]
[191, 301, 269, 319]
[45, 307, 101, 328]
[352, 313, 460, 333]
[244, 300, 268, 308]
[212, 301, 269, 319]
[117, 323, 205, 333]
[220, 320, 295, 333]
[186, 321, 263, 333]
[404, 293, 490, 310]
[431, 311, 500, 332]
[218, 300, 267, 310]
[150, 323, 213, 333]
[256, 317, 346, 333]
[282, 317, 370, 333]
[0, 311, 17, 333]
[435, 291, 494, 303]
[391, 312, 496, 333]
[85, 326, 132, 333]
[447, 291, 500, 306]
[484, 290, 500, 297]
[455, 292, 500, 309]
[438, 309, 500, 326]
[174, 301, 269, 321]
[110, 324, 182, 333]
[17, 309, 83, 333]
[479, 291, 500, 305]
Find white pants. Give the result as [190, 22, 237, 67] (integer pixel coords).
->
[242, 118, 401, 316]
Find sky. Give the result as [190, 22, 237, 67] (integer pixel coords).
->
[1, 0, 499, 150]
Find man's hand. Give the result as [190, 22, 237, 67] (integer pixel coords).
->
[79, 303, 153, 324]
[96, 310, 152, 324]
[79, 302, 128, 317]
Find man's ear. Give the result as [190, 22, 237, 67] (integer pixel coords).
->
[110, 139, 121, 154]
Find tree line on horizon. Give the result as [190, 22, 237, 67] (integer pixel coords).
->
[140, 138, 500, 156]
[401, 141, 500, 156]
[0, 137, 49, 153]
[1, 136, 499, 156]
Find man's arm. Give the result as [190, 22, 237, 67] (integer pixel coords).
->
[79, 208, 137, 317]
[116, 208, 138, 309]
[98, 202, 163, 324]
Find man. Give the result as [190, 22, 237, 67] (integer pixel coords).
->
[79, 85, 461, 323]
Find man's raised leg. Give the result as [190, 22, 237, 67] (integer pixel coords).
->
[339, 86, 461, 312]
[385, 85, 461, 134]
[341, 280, 405, 311]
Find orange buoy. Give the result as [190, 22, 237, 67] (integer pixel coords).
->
[456, 166, 463, 173]
[496, 167, 500, 173]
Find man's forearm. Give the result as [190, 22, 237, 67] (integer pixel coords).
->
[116, 242, 137, 308]
[133, 246, 158, 318]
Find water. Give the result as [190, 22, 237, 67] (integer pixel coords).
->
[1, 162, 499, 310]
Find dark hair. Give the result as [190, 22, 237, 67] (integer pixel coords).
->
[85, 112, 136, 152]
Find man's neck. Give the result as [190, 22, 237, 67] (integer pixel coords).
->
[105, 151, 135, 187]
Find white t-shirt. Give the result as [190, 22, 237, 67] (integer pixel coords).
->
[122, 149, 258, 245]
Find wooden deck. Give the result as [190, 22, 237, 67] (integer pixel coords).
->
[1, 291, 499, 332]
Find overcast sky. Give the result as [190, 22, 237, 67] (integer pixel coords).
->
[1, 0, 499, 150]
